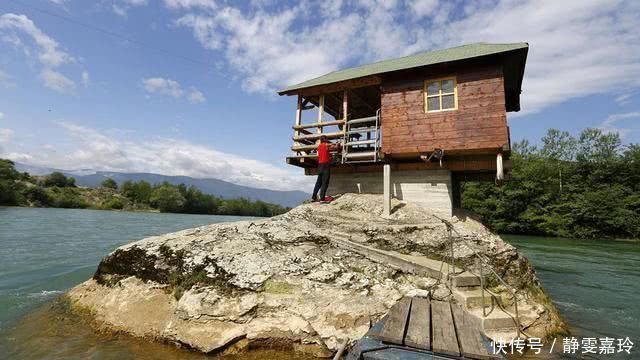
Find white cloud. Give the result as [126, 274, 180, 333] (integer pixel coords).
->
[187, 88, 205, 103]
[164, 0, 218, 11]
[112, 5, 128, 17]
[40, 69, 76, 93]
[0, 13, 79, 93]
[409, 0, 439, 18]
[112, 0, 149, 16]
[615, 93, 634, 106]
[4, 122, 308, 190]
[172, 0, 640, 115]
[0, 112, 3, 120]
[142, 77, 206, 103]
[0, 14, 74, 68]
[0, 128, 13, 142]
[81, 70, 90, 86]
[600, 112, 640, 139]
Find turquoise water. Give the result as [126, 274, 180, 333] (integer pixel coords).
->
[503, 235, 639, 357]
[0, 207, 637, 359]
[0, 207, 254, 331]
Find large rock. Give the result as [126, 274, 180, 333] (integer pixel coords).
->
[67, 194, 565, 357]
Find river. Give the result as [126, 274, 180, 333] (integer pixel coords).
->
[0, 207, 637, 359]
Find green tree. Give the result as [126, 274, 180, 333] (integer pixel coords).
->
[121, 180, 152, 204]
[43, 172, 76, 188]
[150, 184, 186, 212]
[462, 128, 639, 239]
[101, 178, 118, 190]
[0, 159, 22, 205]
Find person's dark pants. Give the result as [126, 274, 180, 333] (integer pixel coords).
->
[312, 163, 331, 200]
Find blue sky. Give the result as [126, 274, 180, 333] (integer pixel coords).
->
[0, 0, 639, 191]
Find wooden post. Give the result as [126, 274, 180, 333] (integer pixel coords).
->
[496, 152, 504, 181]
[343, 90, 348, 122]
[317, 95, 324, 135]
[295, 95, 302, 153]
[383, 164, 391, 217]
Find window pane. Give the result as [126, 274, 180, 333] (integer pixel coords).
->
[442, 94, 455, 109]
[441, 79, 454, 93]
[427, 81, 439, 95]
[427, 96, 440, 111]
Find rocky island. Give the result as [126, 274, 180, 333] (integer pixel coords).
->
[66, 194, 566, 357]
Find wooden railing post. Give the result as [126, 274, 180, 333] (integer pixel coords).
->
[317, 95, 324, 136]
[295, 95, 302, 153]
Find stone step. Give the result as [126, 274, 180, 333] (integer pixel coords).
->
[330, 231, 458, 280]
[483, 328, 524, 344]
[451, 271, 481, 287]
[452, 287, 512, 309]
[467, 307, 537, 331]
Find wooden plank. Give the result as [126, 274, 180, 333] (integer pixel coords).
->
[404, 296, 430, 350]
[293, 131, 344, 141]
[431, 301, 460, 357]
[378, 297, 411, 345]
[292, 119, 345, 130]
[451, 304, 500, 360]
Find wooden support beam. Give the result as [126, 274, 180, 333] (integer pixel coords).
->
[304, 157, 512, 175]
[343, 90, 348, 123]
[282, 75, 381, 97]
[383, 164, 391, 217]
[293, 131, 344, 142]
[294, 95, 302, 153]
[317, 95, 324, 135]
[292, 119, 345, 130]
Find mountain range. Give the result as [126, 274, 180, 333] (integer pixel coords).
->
[14, 163, 309, 207]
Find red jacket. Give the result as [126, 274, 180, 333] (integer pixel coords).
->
[318, 143, 330, 164]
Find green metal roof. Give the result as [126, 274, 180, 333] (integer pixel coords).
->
[278, 42, 529, 95]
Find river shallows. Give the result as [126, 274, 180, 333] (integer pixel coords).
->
[0, 208, 637, 358]
[0, 207, 255, 330]
[504, 235, 639, 351]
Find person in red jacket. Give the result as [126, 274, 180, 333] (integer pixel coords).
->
[312, 135, 340, 202]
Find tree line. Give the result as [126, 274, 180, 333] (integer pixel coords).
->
[462, 128, 639, 239]
[0, 160, 289, 217]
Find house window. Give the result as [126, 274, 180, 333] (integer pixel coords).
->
[424, 77, 458, 112]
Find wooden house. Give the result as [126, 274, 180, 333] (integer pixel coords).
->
[278, 42, 529, 215]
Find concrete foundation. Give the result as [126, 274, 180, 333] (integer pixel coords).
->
[327, 169, 453, 216]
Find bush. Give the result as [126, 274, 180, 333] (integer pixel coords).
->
[101, 197, 125, 210]
[49, 188, 88, 208]
[462, 128, 640, 239]
[23, 186, 51, 206]
[101, 178, 118, 190]
[150, 185, 185, 212]
[43, 172, 76, 188]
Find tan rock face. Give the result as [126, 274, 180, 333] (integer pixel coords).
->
[67, 194, 564, 356]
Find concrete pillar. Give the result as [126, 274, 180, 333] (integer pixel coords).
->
[383, 164, 391, 217]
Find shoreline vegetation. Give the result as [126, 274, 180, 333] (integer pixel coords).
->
[0, 159, 289, 217]
[462, 128, 639, 240]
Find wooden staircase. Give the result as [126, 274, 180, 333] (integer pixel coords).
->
[328, 231, 531, 345]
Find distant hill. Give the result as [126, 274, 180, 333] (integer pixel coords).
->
[14, 163, 309, 207]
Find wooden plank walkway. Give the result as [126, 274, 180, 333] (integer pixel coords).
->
[370, 296, 500, 360]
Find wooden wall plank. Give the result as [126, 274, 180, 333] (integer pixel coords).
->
[381, 64, 509, 156]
